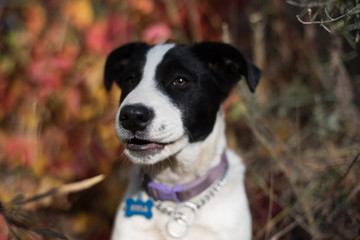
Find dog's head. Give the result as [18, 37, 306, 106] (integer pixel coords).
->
[104, 42, 261, 165]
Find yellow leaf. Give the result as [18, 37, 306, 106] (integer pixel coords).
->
[71, 212, 89, 234]
[62, 0, 94, 28]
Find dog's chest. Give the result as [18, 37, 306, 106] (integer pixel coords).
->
[111, 151, 252, 240]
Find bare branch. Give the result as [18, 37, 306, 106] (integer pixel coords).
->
[296, 6, 359, 25]
[286, 0, 334, 8]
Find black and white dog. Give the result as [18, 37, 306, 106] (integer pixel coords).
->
[104, 42, 261, 240]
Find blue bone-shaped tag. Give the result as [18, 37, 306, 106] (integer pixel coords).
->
[125, 197, 154, 219]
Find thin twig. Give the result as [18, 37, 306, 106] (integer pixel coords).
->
[270, 221, 298, 240]
[264, 164, 274, 240]
[336, 154, 360, 186]
[17, 174, 105, 205]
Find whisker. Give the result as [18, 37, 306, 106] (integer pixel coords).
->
[166, 156, 174, 169]
[183, 126, 193, 142]
[120, 151, 132, 167]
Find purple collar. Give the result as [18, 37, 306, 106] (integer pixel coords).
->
[143, 151, 228, 202]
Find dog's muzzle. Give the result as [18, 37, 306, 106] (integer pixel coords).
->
[118, 104, 166, 152]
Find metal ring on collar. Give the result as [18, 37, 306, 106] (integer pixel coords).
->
[166, 202, 198, 238]
[166, 213, 189, 238]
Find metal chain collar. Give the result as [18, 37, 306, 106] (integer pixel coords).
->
[154, 164, 229, 239]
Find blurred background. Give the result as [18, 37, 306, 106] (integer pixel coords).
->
[0, 0, 359, 239]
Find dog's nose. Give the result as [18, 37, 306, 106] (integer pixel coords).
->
[119, 104, 154, 133]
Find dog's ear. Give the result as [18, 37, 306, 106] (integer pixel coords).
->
[192, 42, 261, 93]
[104, 42, 149, 91]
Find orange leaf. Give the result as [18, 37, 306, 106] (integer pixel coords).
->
[131, 0, 154, 15]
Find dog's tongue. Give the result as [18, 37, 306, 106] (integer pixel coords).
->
[127, 139, 165, 151]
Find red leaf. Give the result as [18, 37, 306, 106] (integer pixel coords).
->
[66, 88, 81, 115]
[85, 21, 107, 53]
[142, 23, 171, 44]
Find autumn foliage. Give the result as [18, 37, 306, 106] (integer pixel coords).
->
[0, 0, 359, 239]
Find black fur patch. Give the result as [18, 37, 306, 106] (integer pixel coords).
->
[154, 43, 261, 142]
[104, 42, 150, 103]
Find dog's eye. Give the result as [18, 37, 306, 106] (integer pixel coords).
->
[126, 76, 138, 86]
[172, 77, 188, 86]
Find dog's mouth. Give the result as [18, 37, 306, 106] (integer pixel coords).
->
[127, 138, 165, 152]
